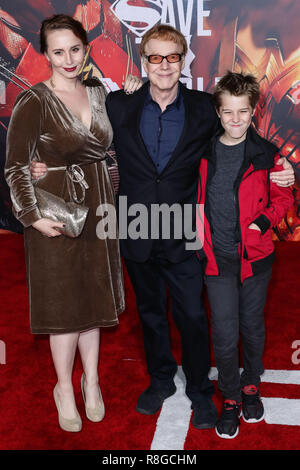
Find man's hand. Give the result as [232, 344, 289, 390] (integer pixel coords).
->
[32, 218, 65, 237]
[270, 157, 295, 187]
[30, 160, 48, 180]
[122, 74, 143, 95]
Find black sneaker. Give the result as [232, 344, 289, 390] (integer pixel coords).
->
[242, 385, 264, 423]
[215, 400, 241, 439]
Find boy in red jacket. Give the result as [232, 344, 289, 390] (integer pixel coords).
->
[197, 72, 294, 439]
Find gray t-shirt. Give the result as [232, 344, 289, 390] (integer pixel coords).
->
[207, 139, 245, 255]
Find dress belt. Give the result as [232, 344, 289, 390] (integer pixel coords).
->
[47, 164, 89, 204]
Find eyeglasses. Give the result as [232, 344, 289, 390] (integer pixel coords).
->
[144, 53, 183, 64]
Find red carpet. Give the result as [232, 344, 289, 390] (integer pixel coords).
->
[0, 233, 300, 450]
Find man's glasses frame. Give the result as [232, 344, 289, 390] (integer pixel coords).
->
[144, 53, 183, 64]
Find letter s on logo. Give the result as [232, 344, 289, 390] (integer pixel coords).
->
[110, 0, 162, 37]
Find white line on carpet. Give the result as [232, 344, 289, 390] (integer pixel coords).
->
[150, 367, 192, 450]
[150, 367, 300, 450]
[262, 398, 300, 426]
[208, 367, 300, 384]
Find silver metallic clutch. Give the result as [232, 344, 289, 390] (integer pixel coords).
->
[34, 165, 89, 238]
[35, 187, 89, 238]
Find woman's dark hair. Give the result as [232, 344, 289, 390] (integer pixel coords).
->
[213, 71, 260, 110]
[40, 14, 88, 53]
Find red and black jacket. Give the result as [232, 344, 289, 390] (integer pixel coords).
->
[197, 126, 294, 283]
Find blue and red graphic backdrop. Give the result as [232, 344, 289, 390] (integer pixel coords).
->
[0, 0, 299, 239]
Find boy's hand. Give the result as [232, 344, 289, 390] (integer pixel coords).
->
[270, 157, 295, 187]
[248, 223, 261, 232]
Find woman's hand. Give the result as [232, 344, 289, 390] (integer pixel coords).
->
[30, 160, 48, 180]
[122, 74, 143, 95]
[248, 223, 261, 232]
[32, 218, 65, 237]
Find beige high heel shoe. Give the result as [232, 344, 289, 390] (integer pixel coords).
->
[81, 373, 105, 422]
[53, 385, 82, 432]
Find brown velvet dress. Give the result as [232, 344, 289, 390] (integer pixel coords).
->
[5, 81, 125, 334]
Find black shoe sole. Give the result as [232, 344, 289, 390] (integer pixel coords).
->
[242, 409, 265, 423]
[192, 421, 216, 430]
[136, 405, 162, 415]
[215, 426, 239, 439]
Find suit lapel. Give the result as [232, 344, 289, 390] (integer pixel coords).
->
[125, 82, 157, 170]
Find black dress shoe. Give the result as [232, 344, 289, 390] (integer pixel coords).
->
[136, 384, 176, 415]
[192, 398, 218, 429]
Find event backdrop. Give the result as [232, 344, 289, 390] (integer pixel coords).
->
[0, 0, 299, 239]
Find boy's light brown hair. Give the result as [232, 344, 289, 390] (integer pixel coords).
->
[213, 71, 260, 111]
[140, 24, 187, 57]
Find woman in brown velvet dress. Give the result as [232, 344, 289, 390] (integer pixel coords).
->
[5, 14, 140, 432]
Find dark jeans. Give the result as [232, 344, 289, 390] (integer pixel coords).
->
[205, 260, 272, 403]
[125, 252, 214, 407]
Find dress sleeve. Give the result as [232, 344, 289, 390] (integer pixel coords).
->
[5, 89, 43, 227]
